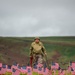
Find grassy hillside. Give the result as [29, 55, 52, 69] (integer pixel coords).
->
[0, 36, 75, 69]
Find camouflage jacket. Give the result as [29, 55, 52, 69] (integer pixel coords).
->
[30, 41, 46, 56]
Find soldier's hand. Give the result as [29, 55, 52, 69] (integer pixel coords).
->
[29, 55, 32, 57]
[45, 53, 47, 56]
[29, 55, 33, 58]
[30, 53, 33, 57]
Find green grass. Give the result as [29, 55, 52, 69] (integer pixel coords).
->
[2, 71, 73, 75]
[0, 36, 75, 68]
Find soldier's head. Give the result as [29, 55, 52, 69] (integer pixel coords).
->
[34, 37, 40, 43]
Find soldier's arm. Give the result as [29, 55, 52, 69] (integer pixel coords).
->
[29, 43, 33, 56]
[41, 42, 47, 54]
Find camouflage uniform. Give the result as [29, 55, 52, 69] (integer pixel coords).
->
[30, 37, 46, 64]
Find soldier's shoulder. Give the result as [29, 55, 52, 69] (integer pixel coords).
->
[39, 41, 43, 45]
[31, 42, 35, 45]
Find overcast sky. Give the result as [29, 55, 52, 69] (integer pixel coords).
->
[0, 0, 75, 37]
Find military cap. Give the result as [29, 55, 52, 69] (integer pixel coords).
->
[34, 37, 40, 40]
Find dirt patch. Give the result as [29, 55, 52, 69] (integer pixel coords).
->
[0, 40, 29, 66]
[51, 51, 61, 62]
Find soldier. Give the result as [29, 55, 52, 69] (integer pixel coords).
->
[29, 37, 47, 66]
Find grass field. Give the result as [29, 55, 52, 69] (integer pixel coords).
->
[0, 36, 75, 69]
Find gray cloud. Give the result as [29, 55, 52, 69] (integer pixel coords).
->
[0, 0, 75, 37]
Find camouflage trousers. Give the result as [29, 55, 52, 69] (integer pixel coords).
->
[33, 53, 43, 64]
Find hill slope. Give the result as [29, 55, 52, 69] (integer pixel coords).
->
[0, 37, 75, 68]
